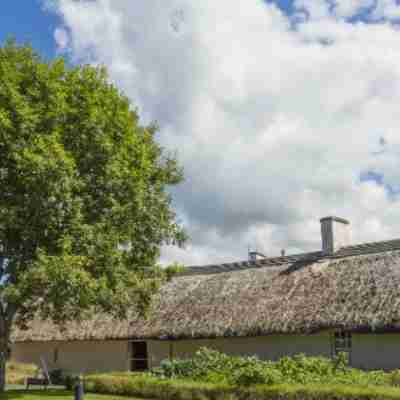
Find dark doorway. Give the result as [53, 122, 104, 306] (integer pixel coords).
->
[130, 341, 148, 371]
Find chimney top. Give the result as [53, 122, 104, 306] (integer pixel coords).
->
[320, 216, 351, 255]
[320, 216, 350, 225]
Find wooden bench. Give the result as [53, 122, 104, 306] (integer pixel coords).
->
[25, 377, 49, 390]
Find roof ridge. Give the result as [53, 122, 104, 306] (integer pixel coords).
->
[180, 237, 400, 277]
[340, 237, 400, 251]
[181, 250, 322, 276]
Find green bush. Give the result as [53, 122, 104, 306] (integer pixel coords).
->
[230, 363, 283, 386]
[84, 373, 400, 400]
[49, 369, 65, 385]
[65, 374, 81, 390]
[390, 370, 400, 387]
[155, 358, 197, 379]
[47, 368, 80, 389]
[151, 348, 389, 387]
[6, 361, 38, 385]
[153, 348, 239, 380]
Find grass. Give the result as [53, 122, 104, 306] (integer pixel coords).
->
[2, 389, 143, 399]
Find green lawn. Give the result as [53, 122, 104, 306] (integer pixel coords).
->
[2, 390, 139, 399]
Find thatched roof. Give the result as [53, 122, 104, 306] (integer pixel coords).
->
[12, 238, 400, 342]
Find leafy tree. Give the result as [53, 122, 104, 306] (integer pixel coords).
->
[0, 40, 186, 390]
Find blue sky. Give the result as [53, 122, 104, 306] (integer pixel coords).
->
[0, 0, 61, 58]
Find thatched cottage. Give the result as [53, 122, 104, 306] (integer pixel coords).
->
[10, 216, 400, 373]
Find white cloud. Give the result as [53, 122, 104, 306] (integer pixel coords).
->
[372, 0, 400, 20]
[54, 27, 69, 52]
[51, 0, 400, 265]
[332, 0, 375, 18]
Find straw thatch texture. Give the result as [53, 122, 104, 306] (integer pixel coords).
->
[11, 244, 400, 342]
[12, 313, 131, 342]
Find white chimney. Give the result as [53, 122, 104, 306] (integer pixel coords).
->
[320, 216, 351, 255]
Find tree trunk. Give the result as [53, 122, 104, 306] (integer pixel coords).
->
[0, 314, 12, 393]
[0, 348, 5, 393]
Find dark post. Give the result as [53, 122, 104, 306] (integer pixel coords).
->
[74, 375, 84, 400]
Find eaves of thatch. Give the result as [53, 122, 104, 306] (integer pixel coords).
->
[12, 238, 400, 343]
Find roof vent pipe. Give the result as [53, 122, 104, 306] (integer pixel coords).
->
[320, 216, 351, 255]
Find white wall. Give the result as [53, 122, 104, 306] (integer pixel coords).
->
[147, 340, 170, 368]
[11, 340, 129, 374]
[11, 335, 331, 373]
[15, 333, 400, 373]
[151, 334, 400, 370]
[150, 334, 331, 367]
[352, 334, 400, 370]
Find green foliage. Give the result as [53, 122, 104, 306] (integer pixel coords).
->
[84, 373, 400, 400]
[333, 352, 350, 370]
[6, 361, 37, 385]
[389, 370, 400, 387]
[155, 358, 197, 379]
[152, 348, 389, 387]
[0, 41, 186, 327]
[47, 368, 79, 389]
[49, 369, 65, 385]
[163, 263, 186, 281]
[64, 374, 81, 391]
[0, 38, 186, 390]
[230, 362, 282, 386]
[153, 348, 239, 381]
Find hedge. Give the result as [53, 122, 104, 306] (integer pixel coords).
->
[84, 373, 400, 400]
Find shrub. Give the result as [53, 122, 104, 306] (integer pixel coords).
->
[150, 348, 392, 388]
[84, 373, 400, 400]
[6, 361, 38, 385]
[273, 353, 344, 384]
[230, 364, 283, 386]
[65, 374, 81, 390]
[333, 352, 349, 371]
[49, 368, 65, 385]
[155, 358, 197, 379]
[390, 370, 400, 387]
[153, 348, 239, 380]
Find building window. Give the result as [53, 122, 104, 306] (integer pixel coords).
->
[332, 331, 352, 361]
[129, 341, 148, 371]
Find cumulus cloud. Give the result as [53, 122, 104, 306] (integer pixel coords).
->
[332, 0, 375, 18]
[54, 27, 69, 52]
[372, 0, 400, 20]
[49, 0, 400, 265]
